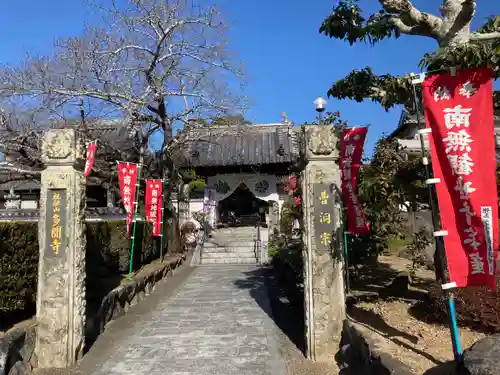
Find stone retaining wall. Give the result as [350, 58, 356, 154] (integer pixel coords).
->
[0, 320, 36, 375]
[337, 319, 414, 375]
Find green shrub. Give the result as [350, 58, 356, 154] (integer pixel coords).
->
[0, 220, 162, 329]
[268, 236, 279, 260]
[0, 222, 39, 328]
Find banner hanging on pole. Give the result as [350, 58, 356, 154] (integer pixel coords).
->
[84, 141, 97, 177]
[145, 179, 163, 236]
[340, 127, 370, 234]
[422, 67, 498, 290]
[117, 162, 139, 238]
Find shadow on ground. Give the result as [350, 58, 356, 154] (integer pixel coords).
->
[232, 267, 306, 355]
[348, 259, 449, 367]
[348, 306, 443, 366]
[350, 261, 432, 302]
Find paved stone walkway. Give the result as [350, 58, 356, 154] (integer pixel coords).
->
[92, 265, 287, 375]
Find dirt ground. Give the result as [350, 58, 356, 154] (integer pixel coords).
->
[349, 255, 485, 375]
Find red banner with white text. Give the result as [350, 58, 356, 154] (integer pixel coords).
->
[145, 179, 163, 236]
[83, 142, 97, 177]
[117, 162, 139, 238]
[422, 67, 498, 290]
[340, 127, 370, 234]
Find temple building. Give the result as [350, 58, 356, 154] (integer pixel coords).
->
[174, 122, 303, 229]
[0, 119, 304, 232]
[0, 119, 133, 214]
[391, 106, 500, 159]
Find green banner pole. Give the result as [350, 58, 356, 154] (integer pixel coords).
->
[128, 164, 142, 275]
[343, 229, 350, 294]
[159, 178, 167, 263]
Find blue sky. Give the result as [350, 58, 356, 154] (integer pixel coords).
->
[0, 0, 498, 155]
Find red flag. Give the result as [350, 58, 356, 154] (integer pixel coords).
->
[117, 162, 139, 238]
[145, 179, 163, 237]
[422, 67, 498, 290]
[340, 127, 370, 234]
[84, 142, 97, 177]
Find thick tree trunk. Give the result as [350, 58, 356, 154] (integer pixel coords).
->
[160, 110, 182, 255]
[438, 0, 473, 47]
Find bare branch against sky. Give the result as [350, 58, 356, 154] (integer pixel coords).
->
[0, 0, 246, 169]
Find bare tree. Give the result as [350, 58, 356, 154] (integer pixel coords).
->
[0, 0, 245, 252]
[1, 0, 244, 153]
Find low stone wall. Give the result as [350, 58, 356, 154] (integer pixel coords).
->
[337, 319, 414, 375]
[86, 254, 187, 346]
[0, 320, 37, 375]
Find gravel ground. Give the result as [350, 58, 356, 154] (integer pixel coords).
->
[352, 299, 484, 374]
[350, 255, 486, 375]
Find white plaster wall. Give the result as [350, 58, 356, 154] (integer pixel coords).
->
[189, 199, 204, 215]
[21, 200, 38, 209]
[171, 199, 204, 215]
[173, 174, 286, 226]
[206, 173, 281, 204]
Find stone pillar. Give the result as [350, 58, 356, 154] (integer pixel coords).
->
[301, 125, 346, 362]
[268, 201, 280, 238]
[179, 182, 191, 225]
[35, 129, 86, 368]
[105, 183, 115, 208]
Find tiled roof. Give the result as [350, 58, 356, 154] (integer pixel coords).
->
[1, 118, 137, 165]
[0, 179, 40, 191]
[392, 108, 500, 140]
[173, 124, 302, 168]
[53, 118, 137, 150]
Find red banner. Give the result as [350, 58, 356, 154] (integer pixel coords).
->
[422, 67, 498, 290]
[145, 179, 163, 237]
[340, 127, 370, 234]
[117, 162, 139, 238]
[83, 142, 97, 177]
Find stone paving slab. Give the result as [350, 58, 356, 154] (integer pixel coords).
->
[91, 265, 287, 375]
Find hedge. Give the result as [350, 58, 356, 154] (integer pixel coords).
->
[0, 222, 39, 328]
[0, 220, 160, 330]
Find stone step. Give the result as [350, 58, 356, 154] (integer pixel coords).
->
[202, 252, 256, 259]
[210, 234, 256, 239]
[203, 247, 255, 253]
[205, 241, 255, 248]
[212, 232, 256, 236]
[203, 246, 255, 252]
[204, 246, 256, 252]
[201, 257, 258, 264]
[202, 249, 255, 256]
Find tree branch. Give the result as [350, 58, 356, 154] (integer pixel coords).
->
[470, 32, 500, 42]
[380, 0, 442, 38]
[389, 17, 426, 36]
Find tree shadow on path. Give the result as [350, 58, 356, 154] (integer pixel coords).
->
[233, 267, 306, 355]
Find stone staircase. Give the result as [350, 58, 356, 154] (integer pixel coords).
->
[201, 226, 258, 264]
